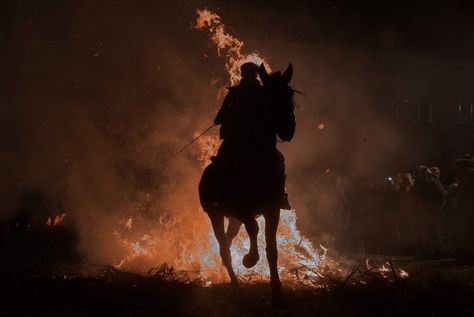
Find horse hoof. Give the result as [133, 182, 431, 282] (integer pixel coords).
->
[271, 288, 285, 308]
[230, 279, 239, 287]
[242, 253, 259, 268]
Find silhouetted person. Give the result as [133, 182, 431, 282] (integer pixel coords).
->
[450, 154, 474, 253]
[212, 62, 289, 210]
[214, 62, 270, 157]
[412, 166, 445, 257]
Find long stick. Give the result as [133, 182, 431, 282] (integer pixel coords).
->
[175, 124, 216, 155]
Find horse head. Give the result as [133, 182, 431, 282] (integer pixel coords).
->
[259, 63, 296, 141]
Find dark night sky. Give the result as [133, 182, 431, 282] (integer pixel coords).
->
[220, 0, 474, 60]
[1, 0, 471, 121]
[3, 0, 474, 59]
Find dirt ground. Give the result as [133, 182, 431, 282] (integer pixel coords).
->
[1, 227, 474, 317]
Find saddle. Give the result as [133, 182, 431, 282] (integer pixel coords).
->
[199, 148, 290, 219]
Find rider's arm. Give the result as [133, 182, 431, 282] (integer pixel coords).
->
[214, 91, 232, 125]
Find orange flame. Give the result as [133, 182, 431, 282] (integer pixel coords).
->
[111, 8, 330, 285]
[365, 258, 410, 279]
[195, 8, 272, 87]
[192, 10, 329, 281]
[195, 135, 328, 281]
[103, 8, 412, 287]
[113, 130, 328, 284]
[111, 8, 413, 287]
[46, 213, 67, 226]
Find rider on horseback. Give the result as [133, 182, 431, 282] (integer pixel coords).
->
[199, 61, 295, 304]
[206, 62, 290, 217]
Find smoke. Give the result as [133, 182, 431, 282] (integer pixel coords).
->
[0, 1, 219, 262]
[2, 1, 445, 266]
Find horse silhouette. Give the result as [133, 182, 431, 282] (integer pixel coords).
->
[199, 63, 295, 304]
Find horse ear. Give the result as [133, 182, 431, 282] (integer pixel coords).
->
[259, 63, 269, 83]
[282, 63, 293, 84]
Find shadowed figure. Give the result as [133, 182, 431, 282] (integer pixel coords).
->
[412, 166, 446, 256]
[450, 154, 474, 252]
[199, 62, 295, 304]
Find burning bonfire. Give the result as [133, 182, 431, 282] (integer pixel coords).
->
[111, 8, 408, 286]
[114, 130, 329, 284]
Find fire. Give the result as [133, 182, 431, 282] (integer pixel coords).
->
[113, 129, 328, 284]
[196, 136, 329, 282]
[398, 268, 409, 278]
[111, 7, 328, 285]
[365, 258, 410, 279]
[195, 132, 221, 168]
[125, 217, 133, 230]
[195, 8, 272, 87]
[110, 7, 408, 286]
[46, 213, 67, 226]
[191, 9, 329, 281]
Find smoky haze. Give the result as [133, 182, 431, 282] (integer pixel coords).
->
[1, 1, 464, 266]
[1, 1, 221, 264]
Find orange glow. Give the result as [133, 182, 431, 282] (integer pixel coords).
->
[46, 213, 66, 226]
[110, 8, 329, 285]
[125, 217, 133, 230]
[114, 134, 328, 283]
[109, 8, 408, 286]
[195, 8, 272, 88]
[366, 258, 409, 279]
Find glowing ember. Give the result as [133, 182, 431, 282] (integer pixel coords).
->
[125, 217, 133, 230]
[46, 213, 67, 226]
[366, 258, 410, 279]
[398, 268, 409, 278]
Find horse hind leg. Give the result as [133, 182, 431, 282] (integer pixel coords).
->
[242, 217, 260, 269]
[208, 212, 239, 286]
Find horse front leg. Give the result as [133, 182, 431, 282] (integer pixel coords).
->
[264, 209, 283, 305]
[242, 217, 259, 268]
[225, 217, 242, 245]
[208, 212, 238, 286]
